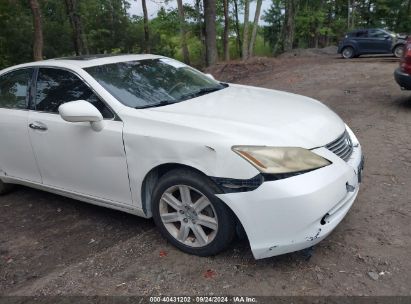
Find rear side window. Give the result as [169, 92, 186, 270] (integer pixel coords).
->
[34, 68, 114, 119]
[355, 31, 368, 38]
[0, 69, 33, 109]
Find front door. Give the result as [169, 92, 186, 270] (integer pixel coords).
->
[28, 67, 132, 206]
[367, 29, 392, 53]
[0, 68, 42, 183]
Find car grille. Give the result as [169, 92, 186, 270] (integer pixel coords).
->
[326, 130, 353, 161]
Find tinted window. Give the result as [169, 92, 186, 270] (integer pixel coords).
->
[355, 31, 368, 38]
[0, 69, 32, 109]
[369, 29, 387, 38]
[35, 68, 114, 119]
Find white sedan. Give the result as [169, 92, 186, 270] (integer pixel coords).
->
[0, 55, 364, 259]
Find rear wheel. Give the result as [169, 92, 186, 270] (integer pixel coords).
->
[152, 169, 236, 256]
[0, 180, 13, 195]
[393, 45, 404, 58]
[342, 46, 355, 59]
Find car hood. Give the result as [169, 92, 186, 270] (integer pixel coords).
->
[144, 84, 345, 149]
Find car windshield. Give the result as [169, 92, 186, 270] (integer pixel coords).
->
[85, 58, 227, 109]
[383, 29, 396, 37]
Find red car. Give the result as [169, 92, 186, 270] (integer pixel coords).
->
[394, 37, 411, 90]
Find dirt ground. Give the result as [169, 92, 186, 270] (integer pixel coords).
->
[1, 54, 410, 296]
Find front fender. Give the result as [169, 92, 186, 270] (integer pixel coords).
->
[121, 115, 259, 211]
[392, 42, 405, 52]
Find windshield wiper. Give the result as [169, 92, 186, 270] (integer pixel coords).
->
[179, 86, 224, 101]
[135, 85, 228, 109]
[136, 100, 179, 109]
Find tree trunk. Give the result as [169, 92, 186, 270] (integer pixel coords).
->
[195, 0, 205, 66]
[29, 0, 43, 61]
[177, 0, 190, 64]
[142, 0, 150, 53]
[223, 0, 230, 61]
[64, 0, 88, 55]
[283, 0, 296, 52]
[242, 0, 250, 60]
[351, 0, 355, 28]
[203, 0, 217, 66]
[233, 0, 242, 58]
[248, 0, 263, 57]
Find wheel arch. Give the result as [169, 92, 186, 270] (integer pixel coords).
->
[391, 42, 405, 51]
[140, 162, 247, 240]
[141, 163, 216, 217]
[342, 44, 358, 55]
[392, 42, 405, 52]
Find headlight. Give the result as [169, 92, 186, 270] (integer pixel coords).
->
[232, 146, 331, 174]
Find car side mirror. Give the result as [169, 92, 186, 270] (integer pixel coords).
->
[205, 73, 215, 80]
[384, 35, 391, 39]
[58, 100, 104, 132]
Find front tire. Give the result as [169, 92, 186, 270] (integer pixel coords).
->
[152, 169, 236, 257]
[393, 45, 404, 58]
[342, 46, 355, 59]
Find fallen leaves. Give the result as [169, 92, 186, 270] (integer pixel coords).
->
[203, 269, 217, 279]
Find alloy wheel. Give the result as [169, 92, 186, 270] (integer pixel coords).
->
[342, 47, 354, 59]
[159, 185, 218, 247]
[394, 46, 404, 58]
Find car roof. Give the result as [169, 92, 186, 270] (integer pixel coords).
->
[349, 28, 385, 33]
[0, 54, 163, 74]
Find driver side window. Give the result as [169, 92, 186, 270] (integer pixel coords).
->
[368, 30, 387, 38]
[34, 68, 114, 119]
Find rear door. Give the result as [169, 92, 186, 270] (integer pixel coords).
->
[0, 68, 42, 183]
[27, 67, 132, 206]
[354, 30, 370, 53]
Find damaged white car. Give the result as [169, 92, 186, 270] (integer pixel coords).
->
[0, 55, 364, 259]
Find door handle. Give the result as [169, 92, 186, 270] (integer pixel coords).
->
[29, 122, 48, 131]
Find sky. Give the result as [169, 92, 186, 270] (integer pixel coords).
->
[128, 0, 272, 24]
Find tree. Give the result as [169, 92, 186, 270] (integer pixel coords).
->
[223, 0, 230, 61]
[242, 0, 250, 60]
[29, 0, 43, 61]
[1, 0, 409, 69]
[249, 0, 263, 57]
[194, 0, 206, 65]
[262, 0, 284, 54]
[142, 0, 150, 53]
[233, 0, 242, 58]
[203, 0, 218, 66]
[64, 0, 88, 55]
[177, 0, 190, 64]
[283, 0, 297, 52]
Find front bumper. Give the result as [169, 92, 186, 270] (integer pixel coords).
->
[394, 68, 411, 90]
[217, 144, 363, 259]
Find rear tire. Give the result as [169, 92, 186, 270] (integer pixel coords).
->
[151, 169, 236, 257]
[0, 180, 13, 195]
[342, 46, 355, 59]
[393, 45, 404, 58]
